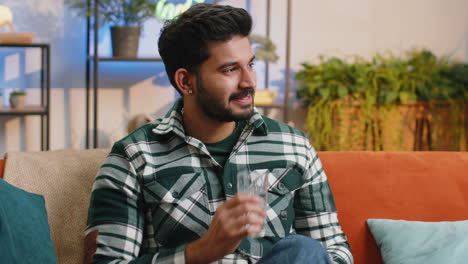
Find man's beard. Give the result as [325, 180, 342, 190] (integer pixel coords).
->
[195, 74, 254, 122]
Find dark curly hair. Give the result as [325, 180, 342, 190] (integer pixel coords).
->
[158, 3, 252, 94]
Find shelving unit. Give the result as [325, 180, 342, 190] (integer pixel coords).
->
[92, 57, 163, 62]
[0, 43, 50, 151]
[255, 0, 292, 120]
[85, 0, 170, 148]
[85, 0, 291, 148]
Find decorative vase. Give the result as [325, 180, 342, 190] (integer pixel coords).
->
[10, 94, 26, 109]
[110, 26, 141, 58]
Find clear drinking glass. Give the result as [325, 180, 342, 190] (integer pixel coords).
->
[237, 169, 268, 237]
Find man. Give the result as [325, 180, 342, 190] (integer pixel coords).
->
[85, 3, 353, 264]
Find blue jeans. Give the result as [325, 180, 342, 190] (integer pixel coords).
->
[258, 235, 333, 264]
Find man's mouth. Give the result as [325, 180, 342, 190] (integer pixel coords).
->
[230, 90, 254, 106]
[230, 89, 255, 104]
[232, 94, 252, 105]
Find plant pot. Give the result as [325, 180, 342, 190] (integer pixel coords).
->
[10, 95, 26, 109]
[110, 26, 141, 58]
[326, 100, 464, 151]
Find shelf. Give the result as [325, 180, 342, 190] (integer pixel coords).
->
[88, 56, 163, 62]
[0, 106, 48, 115]
[255, 103, 284, 109]
[0, 43, 49, 48]
[0, 44, 50, 150]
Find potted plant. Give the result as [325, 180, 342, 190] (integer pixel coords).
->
[296, 49, 467, 151]
[9, 91, 27, 109]
[66, 0, 157, 57]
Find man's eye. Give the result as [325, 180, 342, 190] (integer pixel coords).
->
[248, 62, 255, 68]
[223, 67, 236, 73]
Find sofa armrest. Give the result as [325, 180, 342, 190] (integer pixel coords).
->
[2, 149, 110, 264]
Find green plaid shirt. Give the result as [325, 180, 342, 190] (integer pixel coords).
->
[86, 99, 353, 264]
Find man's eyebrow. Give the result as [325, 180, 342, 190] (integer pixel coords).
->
[217, 55, 256, 71]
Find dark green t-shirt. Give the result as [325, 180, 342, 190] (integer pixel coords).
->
[205, 121, 245, 167]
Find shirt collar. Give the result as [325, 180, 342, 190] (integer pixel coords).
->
[152, 98, 268, 137]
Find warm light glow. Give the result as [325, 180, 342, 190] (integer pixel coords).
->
[0, 5, 13, 31]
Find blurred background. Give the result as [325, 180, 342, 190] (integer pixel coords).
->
[0, 0, 466, 156]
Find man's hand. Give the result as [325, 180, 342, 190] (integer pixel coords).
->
[83, 230, 99, 264]
[185, 193, 266, 264]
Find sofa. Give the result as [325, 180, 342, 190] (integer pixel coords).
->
[1, 149, 467, 263]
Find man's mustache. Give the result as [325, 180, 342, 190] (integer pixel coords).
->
[229, 89, 255, 100]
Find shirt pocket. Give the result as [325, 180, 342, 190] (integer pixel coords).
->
[141, 171, 210, 247]
[264, 168, 304, 238]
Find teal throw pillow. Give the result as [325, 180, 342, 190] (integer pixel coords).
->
[0, 179, 57, 263]
[367, 219, 468, 264]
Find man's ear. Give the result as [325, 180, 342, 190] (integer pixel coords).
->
[174, 68, 195, 96]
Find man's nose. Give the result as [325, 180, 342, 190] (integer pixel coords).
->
[239, 68, 256, 89]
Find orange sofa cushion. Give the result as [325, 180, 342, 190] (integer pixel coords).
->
[319, 151, 468, 264]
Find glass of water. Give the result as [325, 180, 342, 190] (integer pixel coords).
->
[237, 169, 269, 237]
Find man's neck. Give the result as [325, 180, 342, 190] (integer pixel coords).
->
[182, 103, 236, 144]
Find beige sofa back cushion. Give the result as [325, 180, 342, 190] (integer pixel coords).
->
[3, 149, 109, 264]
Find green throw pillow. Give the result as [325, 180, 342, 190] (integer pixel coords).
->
[367, 219, 468, 264]
[0, 179, 57, 263]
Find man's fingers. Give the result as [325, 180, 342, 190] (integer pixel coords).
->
[223, 216, 265, 238]
[208, 193, 267, 241]
[214, 202, 266, 238]
[236, 214, 265, 237]
[224, 193, 264, 209]
[244, 223, 264, 236]
[216, 207, 266, 231]
[217, 193, 266, 226]
[229, 210, 267, 238]
[229, 201, 266, 218]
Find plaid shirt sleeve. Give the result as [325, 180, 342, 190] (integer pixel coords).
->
[85, 142, 187, 264]
[293, 143, 353, 264]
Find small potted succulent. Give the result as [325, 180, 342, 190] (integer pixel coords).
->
[9, 91, 27, 109]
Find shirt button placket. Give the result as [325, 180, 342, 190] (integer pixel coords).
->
[280, 210, 288, 220]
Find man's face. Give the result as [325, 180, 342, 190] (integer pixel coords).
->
[194, 35, 256, 122]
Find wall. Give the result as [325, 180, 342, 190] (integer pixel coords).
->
[287, 0, 468, 129]
[0, 0, 467, 156]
